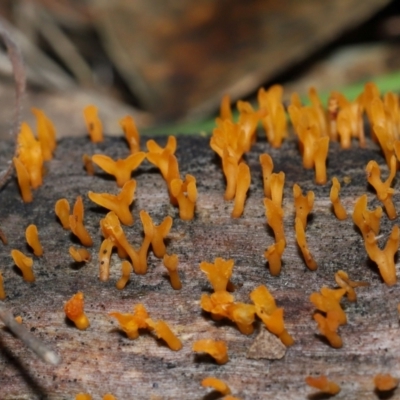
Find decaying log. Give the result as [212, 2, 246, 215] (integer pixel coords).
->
[0, 135, 399, 399]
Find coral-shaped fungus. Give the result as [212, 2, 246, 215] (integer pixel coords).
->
[146, 318, 182, 351]
[293, 184, 314, 228]
[374, 374, 399, 392]
[109, 303, 149, 339]
[0, 272, 6, 300]
[11, 249, 35, 282]
[82, 154, 94, 176]
[25, 224, 43, 256]
[55, 198, 70, 229]
[270, 172, 285, 207]
[231, 162, 251, 218]
[99, 212, 139, 277]
[75, 394, 92, 400]
[258, 85, 287, 148]
[31, 107, 56, 160]
[310, 287, 347, 348]
[120, 115, 140, 154]
[250, 285, 294, 346]
[83, 105, 103, 142]
[201, 377, 231, 396]
[295, 217, 317, 271]
[13, 157, 32, 203]
[330, 177, 347, 220]
[305, 375, 341, 395]
[88, 179, 136, 226]
[136, 210, 155, 274]
[92, 153, 146, 188]
[69, 196, 93, 247]
[200, 257, 234, 292]
[334, 270, 368, 302]
[69, 247, 91, 263]
[263, 198, 285, 245]
[64, 292, 90, 330]
[149, 215, 173, 258]
[17, 122, 44, 188]
[260, 153, 273, 198]
[170, 174, 197, 220]
[366, 155, 396, 219]
[116, 260, 132, 290]
[352, 195, 398, 286]
[192, 339, 228, 364]
[264, 239, 285, 276]
[163, 254, 181, 290]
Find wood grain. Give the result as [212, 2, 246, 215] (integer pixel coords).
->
[0, 135, 399, 399]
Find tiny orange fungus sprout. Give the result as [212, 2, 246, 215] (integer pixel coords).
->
[221, 149, 238, 200]
[334, 270, 368, 302]
[374, 374, 399, 392]
[100, 212, 139, 273]
[69, 196, 93, 247]
[201, 377, 231, 396]
[200, 291, 234, 320]
[192, 339, 228, 364]
[146, 319, 182, 351]
[220, 94, 232, 121]
[163, 254, 181, 290]
[295, 217, 317, 270]
[231, 163, 250, 218]
[310, 287, 346, 348]
[88, 179, 136, 226]
[69, 247, 91, 263]
[305, 375, 341, 395]
[75, 394, 92, 400]
[0, 272, 6, 300]
[314, 136, 329, 184]
[146, 135, 177, 156]
[270, 172, 285, 207]
[250, 285, 294, 346]
[92, 153, 146, 187]
[32, 107, 56, 160]
[330, 177, 347, 220]
[200, 257, 234, 292]
[263, 198, 285, 245]
[98, 238, 114, 282]
[170, 174, 197, 220]
[64, 292, 90, 330]
[103, 395, 117, 400]
[25, 224, 43, 256]
[82, 154, 95, 176]
[293, 184, 314, 228]
[120, 115, 140, 153]
[13, 157, 32, 203]
[150, 215, 173, 258]
[55, 198, 70, 229]
[352, 194, 382, 237]
[258, 85, 287, 148]
[226, 302, 256, 335]
[116, 260, 132, 290]
[137, 210, 155, 274]
[11, 249, 35, 282]
[366, 155, 397, 219]
[259, 153, 273, 197]
[264, 239, 285, 276]
[17, 122, 44, 189]
[109, 303, 149, 339]
[83, 105, 103, 142]
[364, 226, 399, 286]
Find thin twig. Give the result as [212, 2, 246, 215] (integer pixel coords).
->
[0, 304, 61, 365]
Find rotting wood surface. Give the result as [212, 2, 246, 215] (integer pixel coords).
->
[0, 135, 399, 400]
